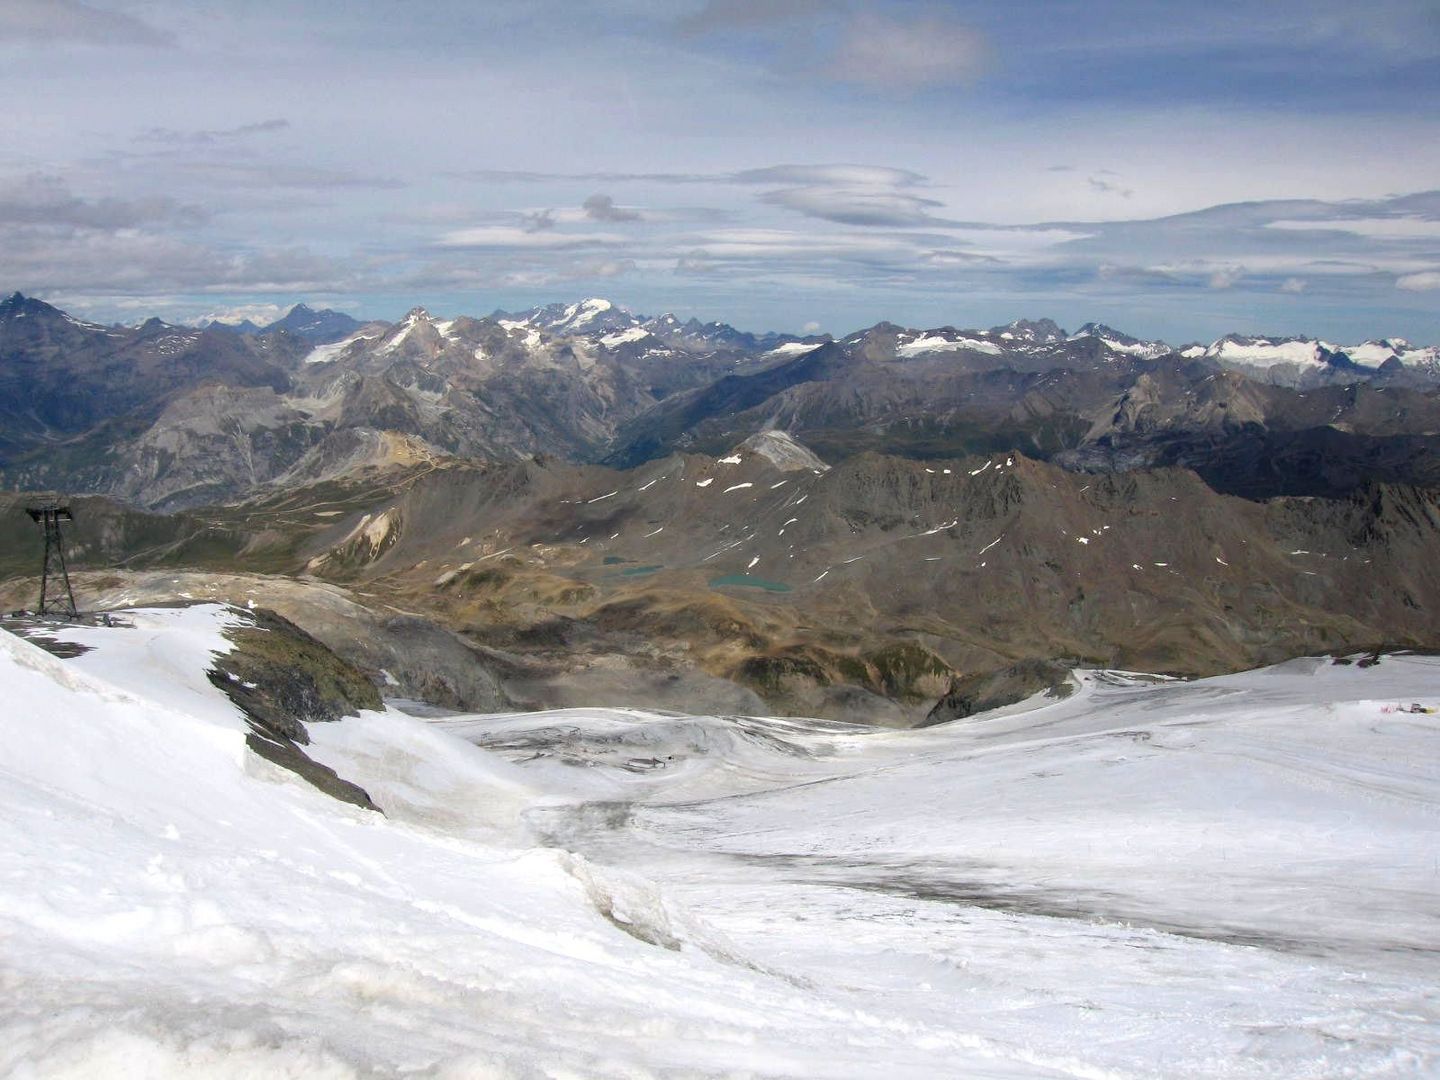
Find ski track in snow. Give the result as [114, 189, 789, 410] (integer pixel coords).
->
[2, 609, 1440, 1078]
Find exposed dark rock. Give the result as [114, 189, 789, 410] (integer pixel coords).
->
[208, 607, 382, 739]
[207, 607, 382, 811]
[243, 730, 379, 813]
[924, 659, 1075, 725]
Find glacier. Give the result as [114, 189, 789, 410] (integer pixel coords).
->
[1, 605, 1438, 1077]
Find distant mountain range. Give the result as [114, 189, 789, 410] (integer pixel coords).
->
[192, 295, 1440, 385]
[3, 290, 1439, 511]
[199, 303, 367, 342]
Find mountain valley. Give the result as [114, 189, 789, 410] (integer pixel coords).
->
[3, 292, 1439, 722]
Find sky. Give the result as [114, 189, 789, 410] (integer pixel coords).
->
[2, 0, 1439, 343]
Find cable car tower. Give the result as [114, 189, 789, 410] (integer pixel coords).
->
[25, 503, 78, 619]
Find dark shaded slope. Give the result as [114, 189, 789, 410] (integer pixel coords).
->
[605, 343, 849, 467]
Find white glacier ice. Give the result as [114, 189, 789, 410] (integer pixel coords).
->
[2, 607, 1438, 1077]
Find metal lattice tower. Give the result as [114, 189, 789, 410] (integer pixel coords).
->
[25, 503, 78, 619]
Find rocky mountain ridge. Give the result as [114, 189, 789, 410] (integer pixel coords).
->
[3, 291, 1439, 511]
[196, 302, 367, 342]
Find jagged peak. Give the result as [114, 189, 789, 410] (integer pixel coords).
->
[0, 291, 61, 318]
[555, 297, 619, 328]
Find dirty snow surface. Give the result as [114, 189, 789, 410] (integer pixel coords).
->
[2, 607, 1439, 1078]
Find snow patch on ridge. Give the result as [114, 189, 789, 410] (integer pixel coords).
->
[304, 332, 376, 364]
[897, 332, 1003, 357]
[736, 430, 829, 472]
[600, 326, 649, 348]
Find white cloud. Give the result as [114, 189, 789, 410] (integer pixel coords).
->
[759, 185, 948, 227]
[191, 302, 287, 327]
[683, 227, 913, 259]
[1280, 277, 1307, 294]
[733, 165, 926, 187]
[738, 163, 953, 228]
[1396, 271, 1440, 291]
[0, 227, 358, 294]
[436, 226, 627, 248]
[1266, 217, 1440, 240]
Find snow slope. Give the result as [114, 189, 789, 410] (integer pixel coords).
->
[896, 330, 1004, 357]
[1343, 338, 1440, 370]
[1206, 335, 1332, 369]
[3, 609, 1439, 1077]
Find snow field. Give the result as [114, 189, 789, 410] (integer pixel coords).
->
[1, 610, 1438, 1077]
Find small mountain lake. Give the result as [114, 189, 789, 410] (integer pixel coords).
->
[709, 574, 792, 593]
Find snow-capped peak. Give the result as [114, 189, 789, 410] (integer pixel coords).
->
[1070, 322, 1128, 341]
[1069, 323, 1172, 360]
[1339, 338, 1440, 370]
[990, 318, 1068, 344]
[373, 308, 440, 356]
[570, 298, 612, 321]
[497, 298, 641, 337]
[547, 298, 624, 334]
[1204, 334, 1334, 369]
